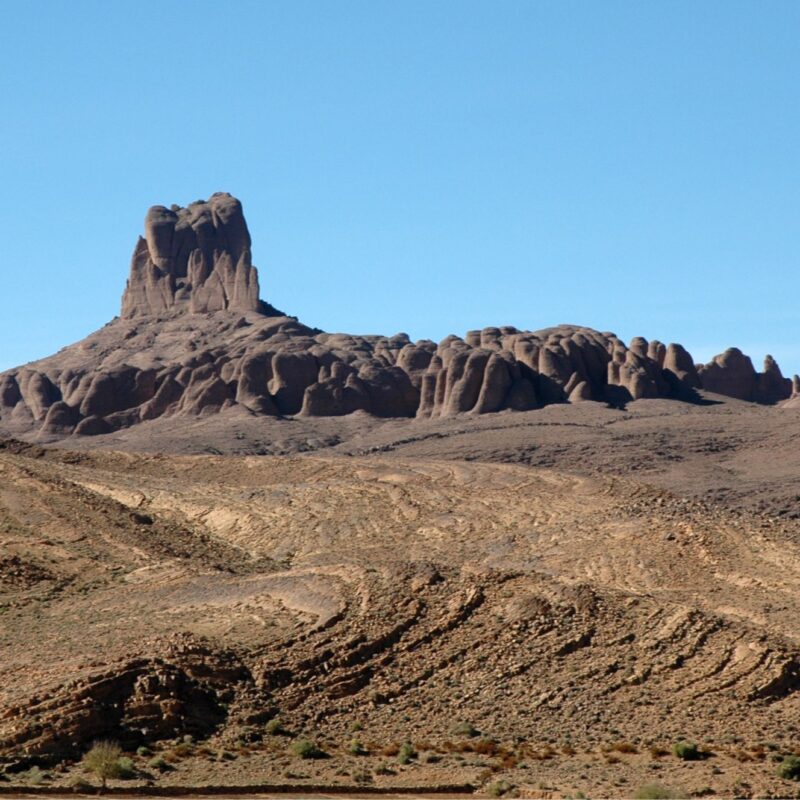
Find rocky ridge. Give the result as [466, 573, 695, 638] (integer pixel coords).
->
[0, 193, 795, 441]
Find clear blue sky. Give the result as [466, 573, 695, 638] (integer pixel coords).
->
[2, 0, 799, 375]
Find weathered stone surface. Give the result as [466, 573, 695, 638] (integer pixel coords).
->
[2, 193, 795, 441]
[0, 636, 252, 761]
[697, 348, 758, 401]
[664, 343, 701, 388]
[121, 193, 268, 318]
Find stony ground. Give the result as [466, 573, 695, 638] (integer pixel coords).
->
[2, 394, 800, 797]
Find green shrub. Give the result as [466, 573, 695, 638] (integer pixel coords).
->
[116, 756, 136, 779]
[148, 756, 169, 772]
[136, 745, 151, 757]
[673, 740, 700, 761]
[778, 755, 800, 781]
[265, 717, 284, 735]
[349, 739, 368, 756]
[633, 784, 683, 799]
[290, 738, 324, 759]
[82, 741, 124, 789]
[397, 741, 416, 765]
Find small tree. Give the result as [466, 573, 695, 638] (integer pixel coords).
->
[82, 740, 123, 790]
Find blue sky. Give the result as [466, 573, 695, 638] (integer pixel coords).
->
[2, 1, 799, 375]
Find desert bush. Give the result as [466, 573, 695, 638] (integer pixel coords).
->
[266, 717, 284, 735]
[397, 741, 416, 765]
[82, 741, 123, 789]
[148, 756, 169, 772]
[650, 745, 669, 759]
[673, 740, 700, 761]
[374, 763, 395, 776]
[23, 766, 47, 785]
[116, 756, 136, 779]
[474, 738, 499, 756]
[633, 784, 682, 799]
[606, 741, 638, 754]
[452, 721, 479, 737]
[349, 739, 368, 756]
[66, 774, 93, 792]
[217, 750, 236, 761]
[352, 768, 373, 784]
[136, 745, 151, 757]
[173, 741, 193, 757]
[290, 738, 324, 759]
[487, 779, 513, 797]
[778, 755, 800, 781]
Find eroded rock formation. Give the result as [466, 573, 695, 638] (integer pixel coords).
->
[121, 193, 269, 318]
[0, 193, 794, 440]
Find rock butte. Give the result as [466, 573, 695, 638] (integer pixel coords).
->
[1, 192, 797, 438]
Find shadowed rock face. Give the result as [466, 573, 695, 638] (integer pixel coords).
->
[0, 194, 796, 439]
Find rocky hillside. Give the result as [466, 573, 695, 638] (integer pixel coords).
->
[3, 440, 800, 796]
[0, 193, 796, 444]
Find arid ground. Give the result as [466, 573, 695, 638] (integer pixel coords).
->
[2, 394, 800, 798]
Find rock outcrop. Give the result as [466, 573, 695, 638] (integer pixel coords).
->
[121, 193, 271, 318]
[697, 350, 791, 404]
[0, 193, 795, 441]
[0, 636, 254, 764]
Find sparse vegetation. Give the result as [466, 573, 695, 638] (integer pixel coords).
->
[673, 740, 700, 761]
[452, 721, 480, 737]
[605, 741, 638, 754]
[290, 737, 324, 759]
[266, 717, 284, 735]
[352, 768, 373, 784]
[22, 766, 47, 785]
[173, 741, 193, 757]
[778, 754, 800, 780]
[397, 741, 417, 765]
[487, 779, 513, 797]
[116, 756, 136, 778]
[82, 740, 124, 789]
[349, 738, 368, 756]
[148, 756, 169, 772]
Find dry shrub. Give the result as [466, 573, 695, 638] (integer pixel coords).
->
[562, 744, 576, 756]
[474, 739, 499, 756]
[381, 742, 400, 757]
[500, 753, 518, 769]
[605, 741, 638, 754]
[650, 746, 669, 759]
